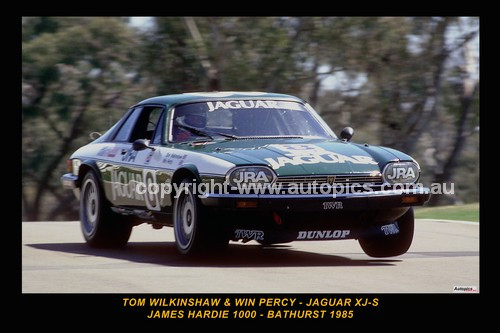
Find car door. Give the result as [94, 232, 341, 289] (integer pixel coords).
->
[102, 105, 165, 211]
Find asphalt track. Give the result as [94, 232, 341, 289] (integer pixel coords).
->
[22, 219, 479, 293]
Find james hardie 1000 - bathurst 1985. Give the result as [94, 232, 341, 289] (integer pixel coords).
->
[61, 91, 430, 256]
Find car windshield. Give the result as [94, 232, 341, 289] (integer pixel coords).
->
[170, 100, 335, 142]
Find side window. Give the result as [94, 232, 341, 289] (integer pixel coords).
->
[151, 111, 165, 145]
[129, 106, 164, 142]
[114, 107, 143, 142]
[147, 108, 163, 131]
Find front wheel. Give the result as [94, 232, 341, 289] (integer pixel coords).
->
[359, 207, 414, 258]
[173, 181, 203, 254]
[80, 171, 132, 248]
[173, 179, 228, 255]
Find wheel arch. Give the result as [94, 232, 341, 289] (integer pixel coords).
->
[170, 164, 201, 203]
[76, 160, 103, 188]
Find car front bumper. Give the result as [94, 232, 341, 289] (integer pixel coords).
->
[201, 188, 430, 243]
[200, 188, 431, 212]
[60, 173, 80, 199]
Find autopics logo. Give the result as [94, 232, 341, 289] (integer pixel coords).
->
[453, 286, 478, 293]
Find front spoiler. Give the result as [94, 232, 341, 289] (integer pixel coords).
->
[230, 220, 402, 243]
[200, 188, 431, 212]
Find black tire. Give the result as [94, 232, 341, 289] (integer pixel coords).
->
[359, 207, 414, 258]
[173, 179, 228, 255]
[80, 171, 132, 248]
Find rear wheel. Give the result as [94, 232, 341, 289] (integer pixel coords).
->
[359, 208, 414, 258]
[80, 171, 132, 248]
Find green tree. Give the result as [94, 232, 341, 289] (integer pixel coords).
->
[22, 17, 150, 220]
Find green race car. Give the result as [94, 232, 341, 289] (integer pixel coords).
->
[61, 91, 430, 257]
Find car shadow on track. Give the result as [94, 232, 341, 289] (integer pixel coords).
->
[27, 241, 400, 267]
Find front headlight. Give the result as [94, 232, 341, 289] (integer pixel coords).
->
[226, 166, 276, 188]
[382, 162, 420, 185]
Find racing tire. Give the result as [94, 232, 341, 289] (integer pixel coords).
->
[173, 179, 228, 255]
[359, 207, 414, 258]
[80, 171, 132, 248]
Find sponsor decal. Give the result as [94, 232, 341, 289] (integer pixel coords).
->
[163, 153, 172, 165]
[111, 170, 145, 201]
[322, 201, 343, 210]
[142, 169, 161, 211]
[297, 230, 350, 240]
[97, 146, 119, 158]
[145, 150, 154, 164]
[122, 149, 138, 163]
[234, 229, 265, 241]
[207, 100, 297, 112]
[383, 162, 419, 184]
[264, 144, 378, 169]
[178, 154, 187, 166]
[380, 223, 400, 235]
[162, 153, 187, 166]
[110, 169, 160, 211]
[232, 171, 270, 184]
[108, 147, 119, 158]
[386, 167, 416, 180]
[144, 149, 162, 165]
[270, 144, 327, 155]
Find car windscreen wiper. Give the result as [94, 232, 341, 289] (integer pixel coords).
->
[206, 130, 240, 140]
[175, 123, 214, 140]
[174, 120, 240, 140]
[236, 135, 304, 139]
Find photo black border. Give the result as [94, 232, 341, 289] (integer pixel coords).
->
[20, 12, 486, 325]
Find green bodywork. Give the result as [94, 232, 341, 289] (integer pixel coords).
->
[170, 138, 414, 176]
[84, 92, 418, 209]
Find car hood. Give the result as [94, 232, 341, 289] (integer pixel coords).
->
[177, 138, 414, 176]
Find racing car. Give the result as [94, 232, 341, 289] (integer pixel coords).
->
[61, 91, 430, 257]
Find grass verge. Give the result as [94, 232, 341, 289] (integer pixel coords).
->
[414, 202, 479, 222]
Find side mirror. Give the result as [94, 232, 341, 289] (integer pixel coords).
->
[340, 127, 354, 141]
[89, 132, 102, 140]
[132, 139, 155, 151]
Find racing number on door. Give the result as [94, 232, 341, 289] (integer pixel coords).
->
[143, 169, 160, 211]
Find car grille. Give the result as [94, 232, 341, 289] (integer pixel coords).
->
[274, 173, 383, 188]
